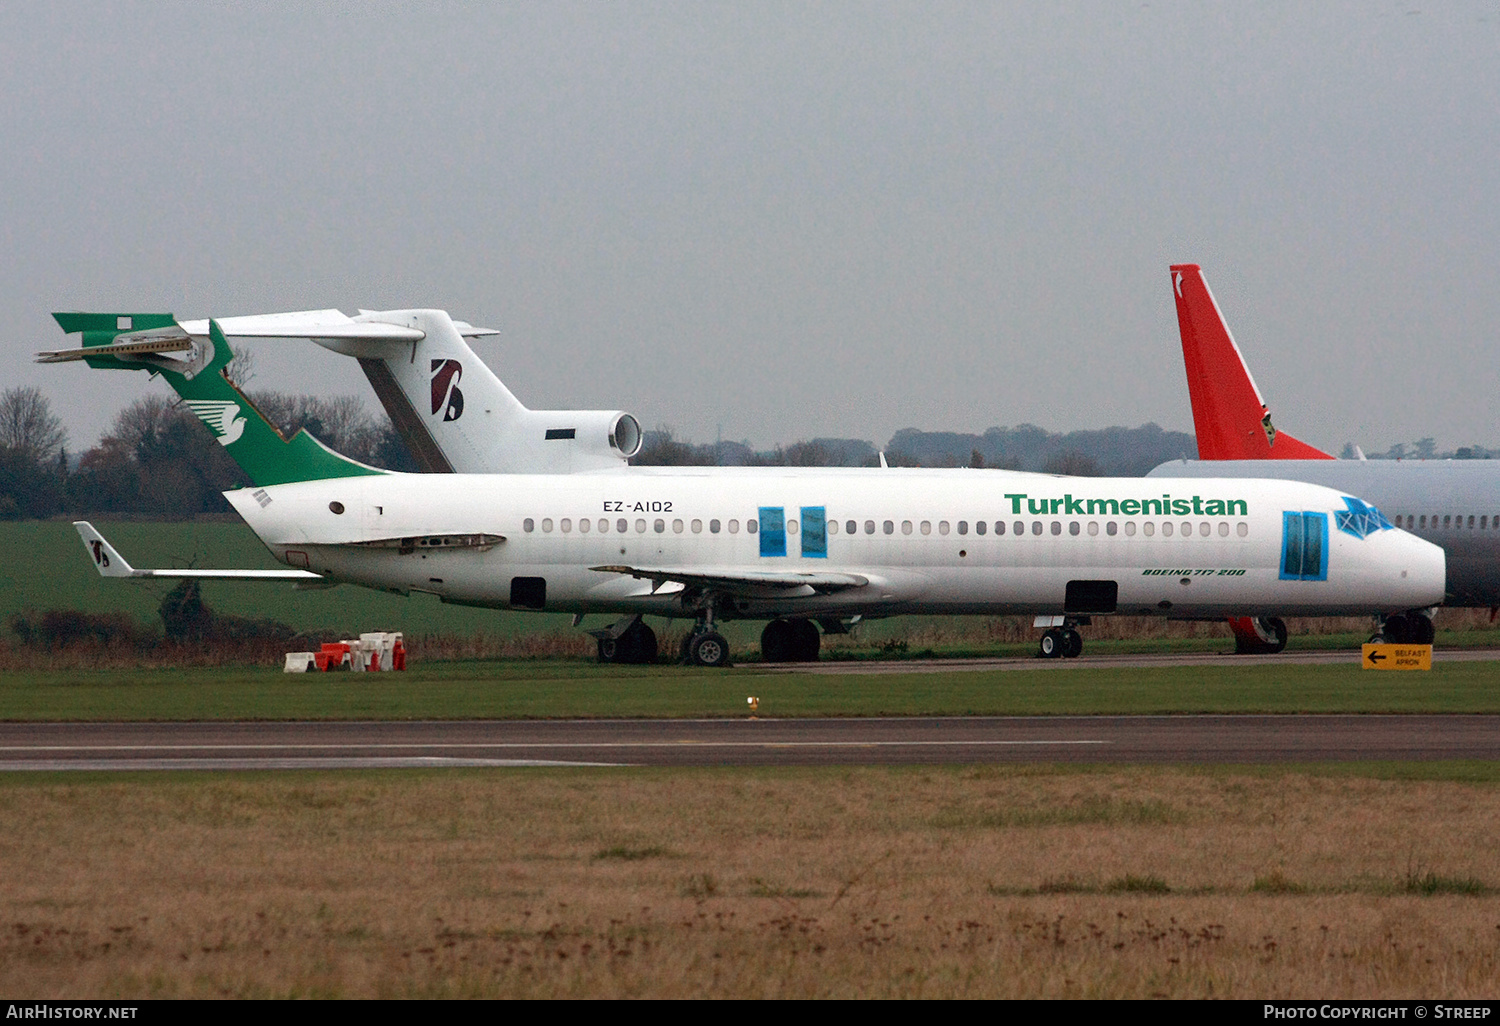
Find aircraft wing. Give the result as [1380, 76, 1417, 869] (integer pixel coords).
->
[74, 522, 325, 583]
[590, 564, 869, 597]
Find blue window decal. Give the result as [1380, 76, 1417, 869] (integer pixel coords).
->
[1335, 496, 1394, 539]
[759, 506, 786, 557]
[1280, 511, 1329, 581]
[800, 506, 827, 558]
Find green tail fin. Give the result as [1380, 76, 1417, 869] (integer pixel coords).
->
[51, 313, 386, 487]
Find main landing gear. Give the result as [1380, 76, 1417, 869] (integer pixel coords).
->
[760, 618, 821, 663]
[1370, 611, 1435, 645]
[1037, 622, 1084, 659]
[595, 616, 659, 665]
[1230, 616, 1289, 655]
[676, 598, 732, 668]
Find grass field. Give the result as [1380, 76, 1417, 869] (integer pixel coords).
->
[2, 659, 1499, 720]
[4, 764, 1499, 998]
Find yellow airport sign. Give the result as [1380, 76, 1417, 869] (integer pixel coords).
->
[1361, 644, 1432, 671]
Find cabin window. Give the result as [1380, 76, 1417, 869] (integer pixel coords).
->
[748, 519, 759, 533]
[635, 519, 646, 533]
[524, 518, 535, 533]
[1106, 522, 1117, 536]
[827, 520, 838, 535]
[1419, 515, 1427, 528]
[1069, 522, 1080, 536]
[672, 519, 684, 533]
[848, 520, 859, 535]
[1237, 522, 1248, 537]
[653, 519, 664, 533]
[1484, 516, 1489, 529]
[560, 518, 572, 533]
[728, 520, 739, 533]
[1218, 522, 1229, 537]
[975, 521, 986, 535]
[616, 519, 628, 533]
[957, 521, 969, 535]
[1470, 516, 1477, 529]
[542, 518, 554, 533]
[939, 521, 950, 535]
[901, 520, 913, 535]
[1444, 515, 1452, 528]
[883, 521, 894, 535]
[1143, 522, 1155, 537]
[787, 519, 798, 534]
[1162, 522, 1174, 537]
[710, 519, 721, 533]
[1031, 521, 1042, 535]
[1050, 521, 1061, 536]
[579, 518, 590, 533]
[919, 521, 931, 535]
[864, 520, 876, 535]
[1014, 521, 1024, 536]
[1087, 521, 1098, 536]
[691, 519, 702, 533]
[1124, 522, 1136, 536]
[598, 519, 608, 532]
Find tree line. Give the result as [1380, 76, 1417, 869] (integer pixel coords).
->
[5, 382, 1495, 520]
[0, 386, 418, 519]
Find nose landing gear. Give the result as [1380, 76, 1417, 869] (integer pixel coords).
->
[1370, 611, 1435, 645]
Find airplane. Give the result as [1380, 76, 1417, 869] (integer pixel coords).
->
[44, 312, 1446, 665]
[39, 308, 642, 475]
[1151, 263, 1500, 646]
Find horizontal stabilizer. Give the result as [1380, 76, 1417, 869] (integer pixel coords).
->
[178, 311, 425, 342]
[74, 521, 324, 582]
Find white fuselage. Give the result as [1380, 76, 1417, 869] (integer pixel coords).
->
[224, 467, 1445, 622]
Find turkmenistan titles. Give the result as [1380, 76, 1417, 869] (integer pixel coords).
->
[1002, 493, 1249, 517]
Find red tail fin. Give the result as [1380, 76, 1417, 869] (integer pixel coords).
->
[1170, 264, 1332, 460]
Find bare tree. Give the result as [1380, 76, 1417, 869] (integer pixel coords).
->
[0, 387, 66, 464]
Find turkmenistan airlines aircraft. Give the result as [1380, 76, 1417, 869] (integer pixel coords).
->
[44, 314, 1445, 666]
[1151, 264, 1500, 647]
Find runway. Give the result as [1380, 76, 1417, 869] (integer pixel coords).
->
[1, 715, 1497, 770]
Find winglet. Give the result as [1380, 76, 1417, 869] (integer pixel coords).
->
[1170, 264, 1333, 460]
[74, 521, 138, 577]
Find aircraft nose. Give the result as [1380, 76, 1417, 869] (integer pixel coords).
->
[1398, 530, 1447, 607]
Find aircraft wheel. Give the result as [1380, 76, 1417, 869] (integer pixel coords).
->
[1367, 633, 1386, 646]
[688, 631, 732, 668]
[1061, 628, 1083, 658]
[1409, 613, 1435, 645]
[788, 619, 821, 661]
[1038, 629, 1063, 659]
[1262, 617, 1289, 654]
[1382, 613, 1409, 644]
[761, 619, 795, 662]
[597, 637, 619, 664]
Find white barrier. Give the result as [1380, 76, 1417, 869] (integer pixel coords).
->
[283, 652, 316, 673]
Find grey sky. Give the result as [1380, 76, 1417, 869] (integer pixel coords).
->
[3, 2, 1498, 456]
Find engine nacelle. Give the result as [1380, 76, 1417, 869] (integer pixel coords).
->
[505, 409, 641, 473]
